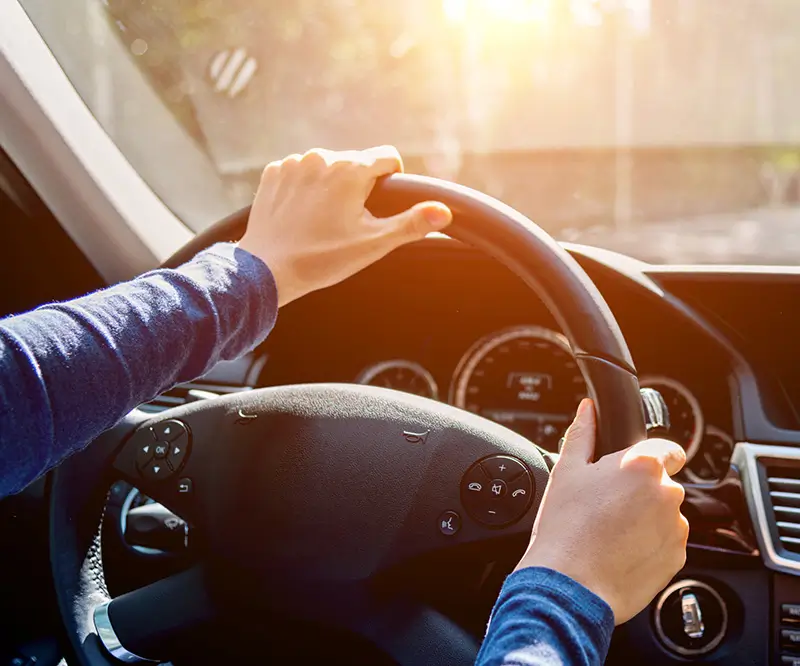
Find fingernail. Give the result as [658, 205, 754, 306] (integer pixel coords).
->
[423, 204, 452, 231]
[575, 398, 591, 420]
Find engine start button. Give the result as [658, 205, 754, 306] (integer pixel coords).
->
[654, 579, 728, 657]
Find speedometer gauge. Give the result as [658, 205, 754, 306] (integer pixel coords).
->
[451, 326, 586, 451]
[683, 426, 733, 482]
[357, 360, 439, 399]
[638, 375, 704, 462]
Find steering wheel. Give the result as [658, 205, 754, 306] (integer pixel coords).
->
[50, 174, 646, 665]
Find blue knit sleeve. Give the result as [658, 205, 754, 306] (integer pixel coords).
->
[475, 567, 614, 666]
[0, 243, 278, 497]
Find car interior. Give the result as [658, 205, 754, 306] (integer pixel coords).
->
[4, 1, 800, 665]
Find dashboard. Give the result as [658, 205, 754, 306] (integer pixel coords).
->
[256, 241, 737, 487]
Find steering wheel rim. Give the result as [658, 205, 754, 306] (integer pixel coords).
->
[51, 173, 645, 665]
[166, 173, 645, 458]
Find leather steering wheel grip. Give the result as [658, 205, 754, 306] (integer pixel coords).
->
[164, 173, 646, 458]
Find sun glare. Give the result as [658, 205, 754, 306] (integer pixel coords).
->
[443, 0, 552, 24]
[442, 0, 468, 23]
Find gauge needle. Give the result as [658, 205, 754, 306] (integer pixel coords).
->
[703, 450, 718, 474]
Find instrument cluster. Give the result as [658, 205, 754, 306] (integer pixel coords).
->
[356, 325, 732, 481]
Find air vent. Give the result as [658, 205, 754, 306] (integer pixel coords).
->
[140, 380, 251, 414]
[139, 354, 265, 413]
[767, 466, 800, 555]
[733, 443, 800, 574]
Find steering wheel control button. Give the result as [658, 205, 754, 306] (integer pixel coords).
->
[481, 455, 526, 482]
[461, 457, 534, 528]
[461, 466, 490, 509]
[129, 421, 192, 480]
[783, 629, 800, 650]
[141, 459, 171, 481]
[151, 419, 186, 442]
[488, 479, 508, 499]
[130, 420, 192, 480]
[135, 442, 154, 470]
[438, 511, 461, 536]
[481, 507, 510, 527]
[167, 438, 188, 471]
[506, 474, 533, 513]
[177, 478, 193, 494]
[783, 604, 800, 624]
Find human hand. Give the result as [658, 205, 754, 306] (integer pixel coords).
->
[515, 398, 689, 625]
[238, 146, 452, 306]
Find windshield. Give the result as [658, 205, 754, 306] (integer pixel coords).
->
[18, 0, 800, 264]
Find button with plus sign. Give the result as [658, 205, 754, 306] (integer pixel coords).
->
[481, 455, 526, 482]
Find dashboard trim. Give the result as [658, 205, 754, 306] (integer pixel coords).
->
[733, 442, 800, 575]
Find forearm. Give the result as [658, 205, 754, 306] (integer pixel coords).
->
[476, 567, 614, 666]
[0, 243, 277, 496]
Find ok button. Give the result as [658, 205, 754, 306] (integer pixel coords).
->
[489, 479, 507, 499]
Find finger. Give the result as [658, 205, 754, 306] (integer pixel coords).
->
[556, 398, 596, 467]
[376, 201, 452, 242]
[361, 145, 404, 178]
[622, 438, 687, 477]
[302, 147, 402, 175]
[663, 476, 686, 506]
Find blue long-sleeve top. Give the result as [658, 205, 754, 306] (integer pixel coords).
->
[0, 242, 614, 665]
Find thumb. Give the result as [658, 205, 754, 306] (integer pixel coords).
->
[622, 437, 687, 478]
[557, 398, 596, 467]
[381, 201, 452, 242]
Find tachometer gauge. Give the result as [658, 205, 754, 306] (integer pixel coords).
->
[638, 376, 704, 462]
[356, 360, 439, 399]
[451, 326, 586, 451]
[684, 426, 734, 482]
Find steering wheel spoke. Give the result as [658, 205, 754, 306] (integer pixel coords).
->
[353, 601, 479, 666]
[93, 566, 216, 663]
[282, 582, 481, 666]
[93, 564, 478, 665]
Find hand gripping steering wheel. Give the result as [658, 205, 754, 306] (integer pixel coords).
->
[50, 174, 646, 664]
